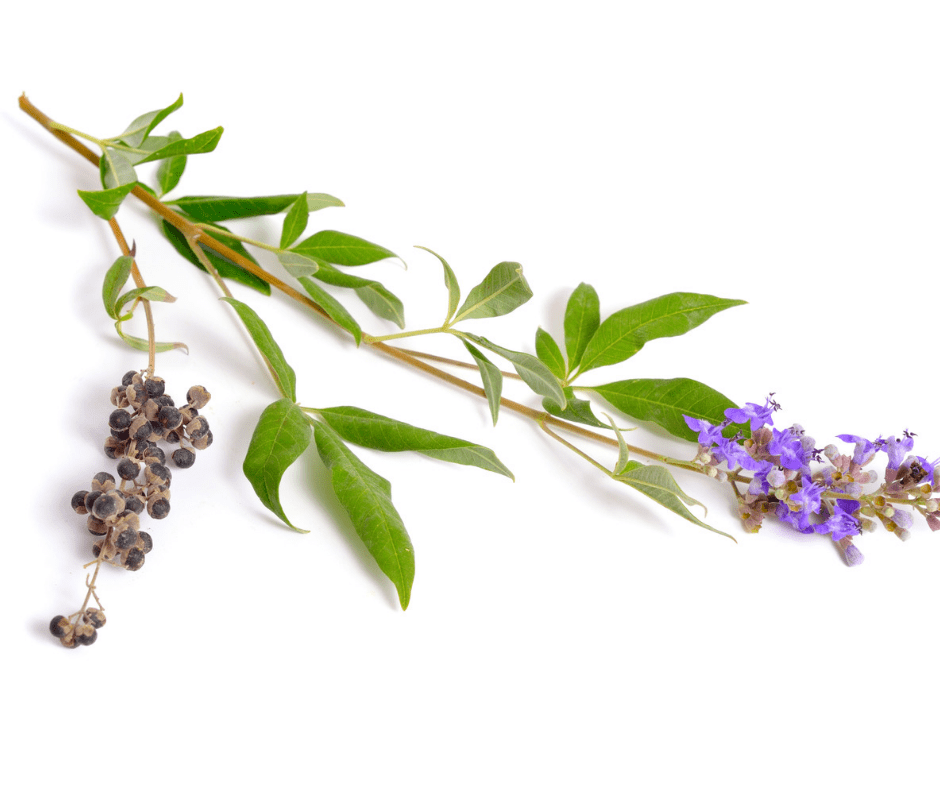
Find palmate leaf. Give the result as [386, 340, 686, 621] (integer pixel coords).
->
[314, 406, 513, 479]
[577, 293, 746, 375]
[587, 378, 740, 442]
[615, 463, 733, 541]
[312, 420, 415, 610]
[221, 297, 297, 401]
[167, 192, 344, 222]
[452, 262, 532, 323]
[462, 341, 503, 426]
[243, 399, 312, 533]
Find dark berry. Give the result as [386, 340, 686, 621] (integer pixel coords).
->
[143, 400, 160, 421]
[125, 549, 145, 571]
[148, 496, 170, 520]
[87, 515, 108, 536]
[117, 458, 141, 481]
[146, 463, 170, 484]
[111, 428, 130, 441]
[194, 431, 213, 451]
[124, 495, 145, 514]
[84, 490, 102, 512]
[158, 406, 182, 430]
[71, 491, 90, 514]
[74, 623, 98, 645]
[186, 385, 211, 409]
[186, 416, 210, 439]
[129, 417, 152, 441]
[110, 386, 128, 407]
[92, 472, 116, 491]
[143, 446, 166, 464]
[137, 531, 153, 554]
[104, 437, 126, 460]
[165, 429, 181, 444]
[126, 384, 146, 408]
[144, 377, 165, 397]
[60, 632, 79, 649]
[49, 615, 72, 638]
[153, 395, 175, 409]
[172, 448, 196, 469]
[116, 528, 138, 550]
[122, 371, 137, 386]
[109, 409, 132, 431]
[83, 609, 107, 629]
[92, 491, 124, 521]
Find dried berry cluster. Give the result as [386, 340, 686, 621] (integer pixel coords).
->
[49, 608, 106, 649]
[51, 371, 212, 648]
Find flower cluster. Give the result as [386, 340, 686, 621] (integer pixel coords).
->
[684, 397, 939, 565]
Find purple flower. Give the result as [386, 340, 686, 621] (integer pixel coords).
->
[882, 434, 915, 470]
[818, 499, 861, 540]
[769, 428, 807, 471]
[724, 398, 777, 432]
[791, 477, 822, 515]
[683, 415, 724, 446]
[836, 434, 880, 465]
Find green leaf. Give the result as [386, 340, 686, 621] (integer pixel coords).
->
[168, 192, 343, 222]
[564, 283, 600, 371]
[155, 131, 187, 196]
[277, 251, 319, 278]
[221, 297, 298, 401]
[298, 277, 362, 346]
[615, 463, 732, 541]
[415, 246, 460, 324]
[462, 341, 503, 426]
[315, 406, 513, 479]
[132, 127, 224, 164]
[170, 194, 299, 221]
[604, 414, 635, 476]
[313, 264, 405, 328]
[280, 192, 309, 249]
[464, 334, 566, 409]
[577, 293, 747, 375]
[102, 256, 134, 320]
[243, 399, 312, 533]
[535, 328, 566, 380]
[541, 387, 607, 428]
[114, 93, 184, 148]
[160, 219, 271, 295]
[114, 321, 187, 354]
[77, 182, 137, 220]
[292, 230, 396, 268]
[305, 193, 345, 212]
[114, 286, 176, 315]
[452, 262, 532, 323]
[587, 378, 740, 442]
[99, 147, 138, 190]
[312, 420, 414, 609]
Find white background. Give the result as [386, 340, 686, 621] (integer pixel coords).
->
[3, 2, 938, 786]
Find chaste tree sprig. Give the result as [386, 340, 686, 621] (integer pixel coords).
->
[21, 93, 939, 646]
